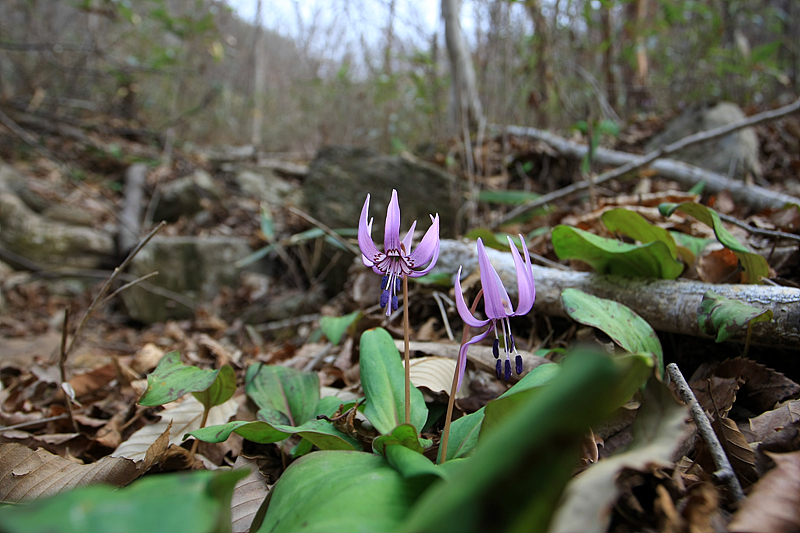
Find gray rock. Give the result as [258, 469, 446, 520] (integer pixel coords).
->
[120, 236, 252, 323]
[645, 101, 761, 180]
[302, 146, 461, 237]
[236, 168, 302, 234]
[0, 192, 115, 269]
[153, 169, 221, 223]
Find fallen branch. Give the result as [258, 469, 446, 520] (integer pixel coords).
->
[492, 98, 800, 226]
[435, 240, 800, 348]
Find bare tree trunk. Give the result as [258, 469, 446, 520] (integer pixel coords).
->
[442, 0, 483, 133]
[524, 0, 556, 128]
[251, 0, 264, 148]
[622, 0, 651, 114]
[600, 4, 616, 114]
[381, 0, 396, 151]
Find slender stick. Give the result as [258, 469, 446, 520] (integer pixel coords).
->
[666, 363, 745, 502]
[403, 275, 411, 426]
[189, 406, 210, 463]
[59, 308, 78, 433]
[440, 290, 483, 464]
[493, 97, 800, 228]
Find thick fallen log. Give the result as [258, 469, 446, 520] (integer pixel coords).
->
[433, 240, 800, 349]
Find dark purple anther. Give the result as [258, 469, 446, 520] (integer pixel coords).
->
[492, 338, 499, 359]
[508, 333, 515, 353]
[381, 275, 388, 290]
[495, 359, 502, 380]
[515, 354, 523, 375]
[504, 359, 512, 381]
[380, 290, 389, 308]
[391, 295, 399, 311]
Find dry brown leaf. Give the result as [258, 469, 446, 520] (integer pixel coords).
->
[713, 417, 758, 487]
[692, 359, 800, 414]
[68, 363, 117, 398]
[740, 400, 800, 443]
[112, 396, 238, 462]
[230, 454, 271, 533]
[729, 450, 800, 533]
[404, 356, 468, 400]
[689, 375, 741, 417]
[131, 342, 165, 375]
[697, 247, 740, 283]
[0, 423, 168, 502]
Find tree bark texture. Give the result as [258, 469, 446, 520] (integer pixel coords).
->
[434, 240, 800, 349]
[442, 0, 483, 132]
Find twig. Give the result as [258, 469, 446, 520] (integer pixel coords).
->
[287, 206, 361, 256]
[717, 212, 800, 245]
[432, 291, 455, 341]
[254, 313, 321, 332]
[0, 414, 70, 433]
[666, 363, 745, 502]
[63, 222, 165, 360]
[493, 97, 800, 227]
[99, 271, 159, 307]
[59, 309, 79, 433]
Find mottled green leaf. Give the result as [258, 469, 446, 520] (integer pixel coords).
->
[602, 208, 678, 258]
[698, 290, 774, 342]
[139, 351, 234, 407]
[245, 364, 319, 426]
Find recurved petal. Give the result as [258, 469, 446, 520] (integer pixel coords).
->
[358, 194, 382, 264]
[508, 235, 535, 316]
[383, 189, 402, 253]
[407, 214, 440, 274]
[456, 325, 495, 392]
[477, 239, 513, 319]
[402, 220, 417, 255]
[454, 266, 491, 329]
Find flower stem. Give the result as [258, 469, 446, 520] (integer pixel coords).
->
[403, 275, 411, 426]
[440, 289, 483, 464]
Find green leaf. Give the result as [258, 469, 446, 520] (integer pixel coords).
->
[0, 469, 247, 533]
[245, 364, 319, 426]
[360, 328, 428, 435]
[437, 363, 561, 463]
[187, 416, 359, 451]
[464, 228, 508, 251]
[670, 231, 715, 263]
[562, 288, 663, 375]
[551, 225, 684, 279]
[259, 203, 275, 242]
[550, 379, 688, 533]
[319, 311, 362, 345]
[385, 444, 444, 483]
[373, 423, 425, 456]
[659, 202, 769, 283]
[601, 208, 678, 258]
[697, 290, 774, 342]
[257, 451, 429, 533]
[477, 189, 540, 206]
[139, 351, 234, 407]
[402, 349, 654, 533]
[192, 364, 236, 409]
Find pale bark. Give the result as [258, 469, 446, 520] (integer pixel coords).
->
[442, 0, 483, 132]
[434, 240, 800, 349]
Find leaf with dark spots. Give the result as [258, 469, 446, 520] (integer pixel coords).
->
[697, 290, 773, 342]
[245, 364, 319, 427]
[139, 351, 236, 408]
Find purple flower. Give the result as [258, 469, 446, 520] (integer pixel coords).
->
[454, 236, 535, 390]
[358, 189, 440, 316]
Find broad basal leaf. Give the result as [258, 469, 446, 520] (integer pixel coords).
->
[0, 469, 246, 533]
[698, 290, 773, 342]
[659, 202, 769, 283]
[139, 351, 235, 407]
[552, 225, 683, 279]
[360, 328, 427, 435]
[256, 451, 429, 533]
[245, 363, 319, 427]
[562, 288, 663, 375]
